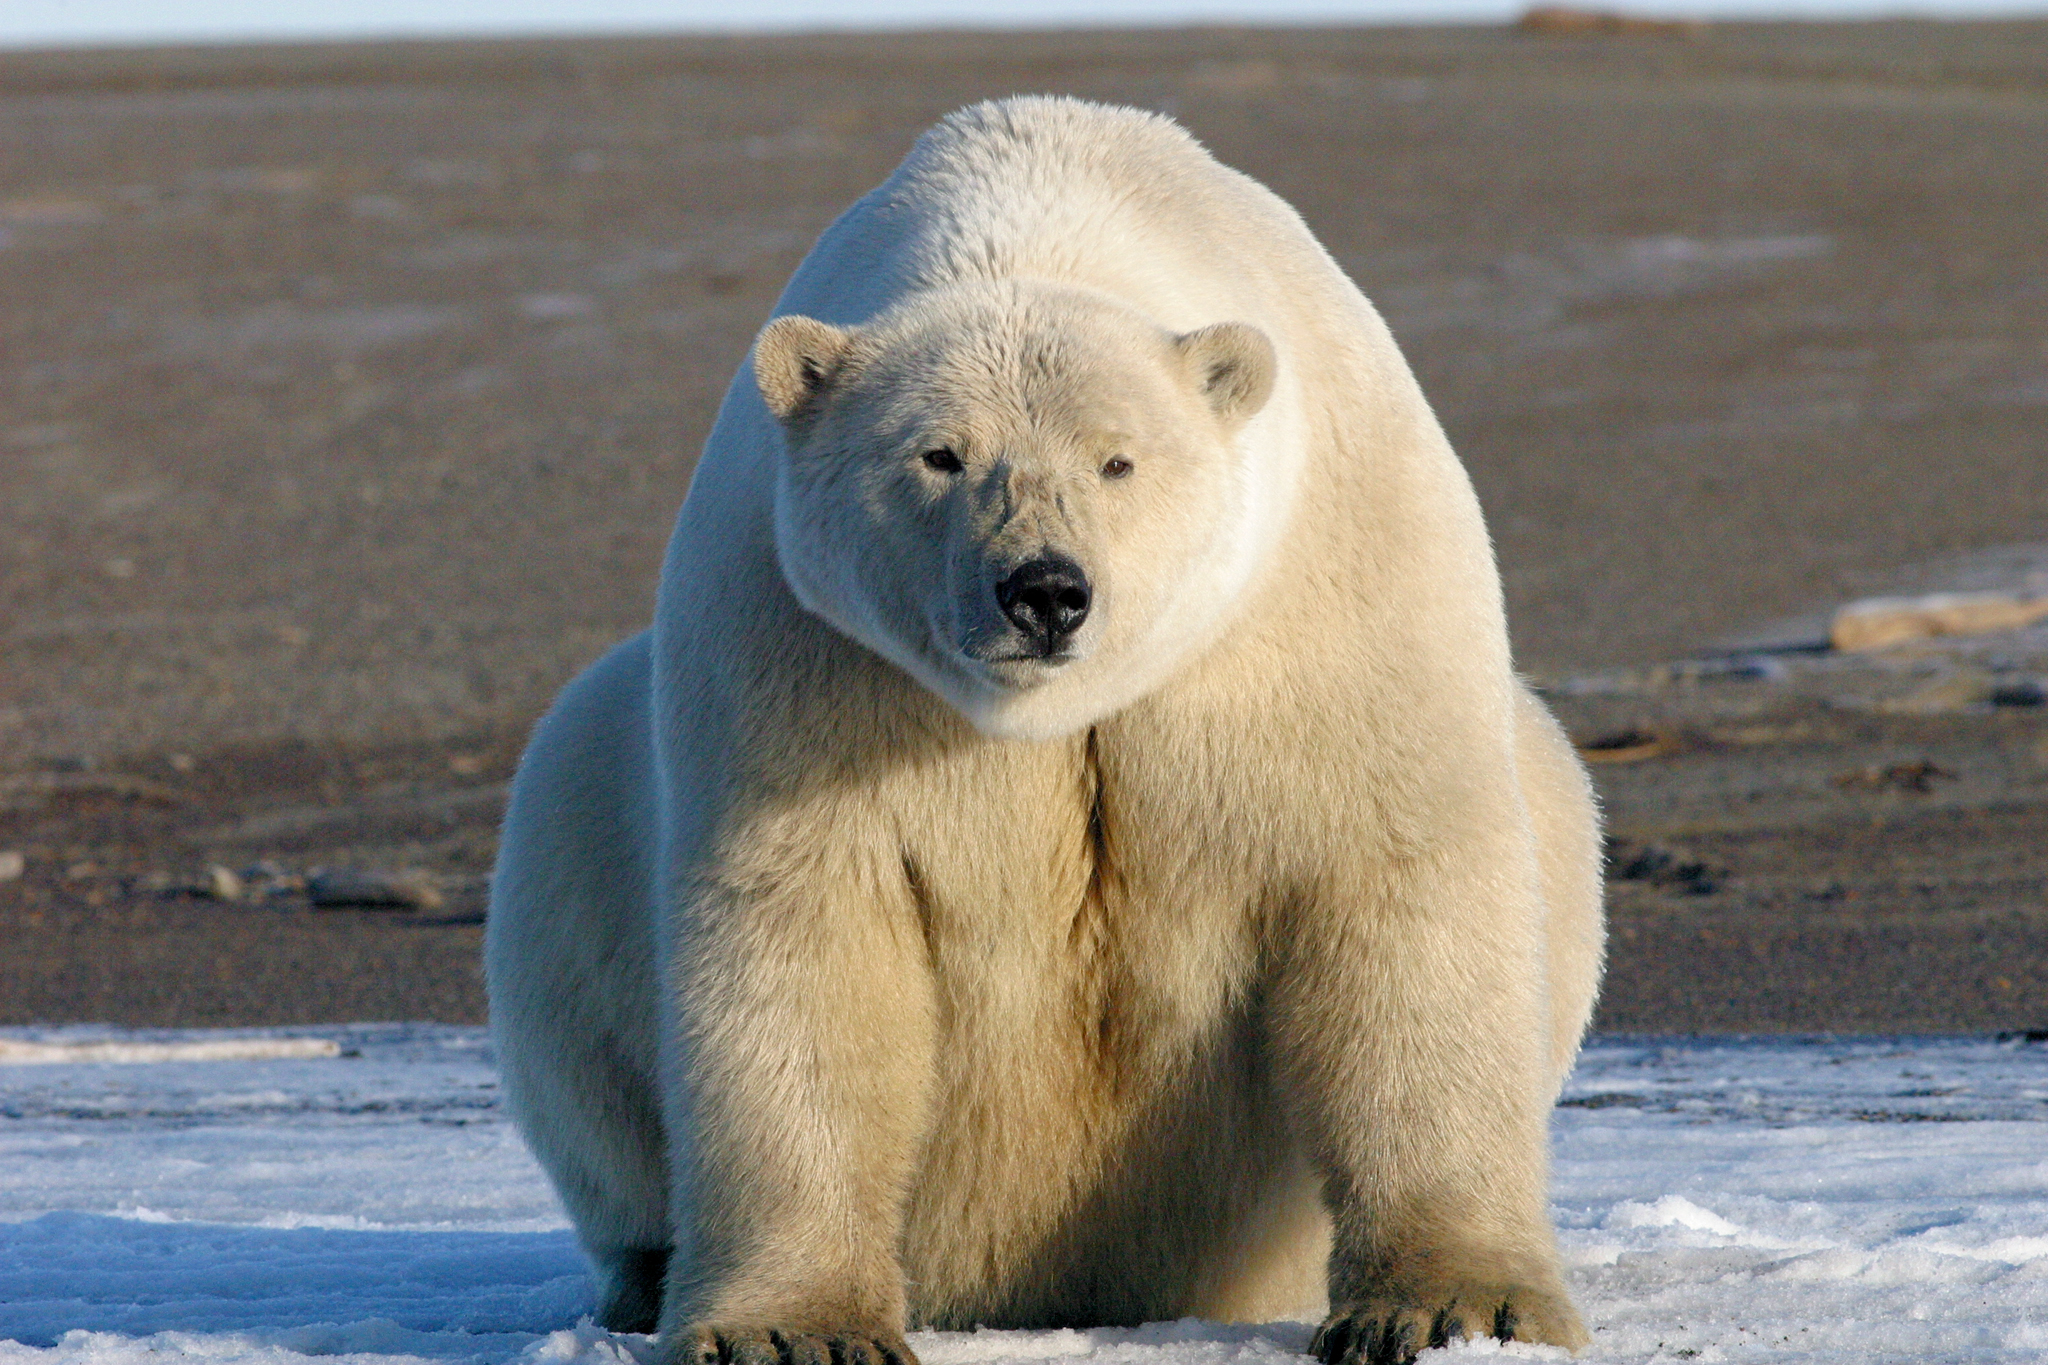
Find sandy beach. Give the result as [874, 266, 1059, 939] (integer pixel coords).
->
[2, 19, 2044, 1029]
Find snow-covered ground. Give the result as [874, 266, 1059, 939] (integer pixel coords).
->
[4, 1026, 2047, 1365]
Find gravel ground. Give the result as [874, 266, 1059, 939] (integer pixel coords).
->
[1, 20, 2044, 1028]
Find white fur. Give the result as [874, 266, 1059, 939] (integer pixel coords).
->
[489, 96, 1605, 1360]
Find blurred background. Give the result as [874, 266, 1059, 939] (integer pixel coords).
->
[2, 1, 2045, 1032]
[7, 0, 2047, 49]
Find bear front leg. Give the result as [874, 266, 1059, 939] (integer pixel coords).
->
[661, 850, 937, 1365]
[1267, 840, 1589, 1365]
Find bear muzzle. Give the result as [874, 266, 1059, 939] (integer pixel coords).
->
[994, 555, 1091, 659]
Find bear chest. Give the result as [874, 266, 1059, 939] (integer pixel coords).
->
[891, 727, 1265, 1087]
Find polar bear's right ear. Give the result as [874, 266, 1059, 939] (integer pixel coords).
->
[753, 315, 858, 426]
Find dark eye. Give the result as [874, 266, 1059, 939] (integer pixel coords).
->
[922, 448, 963, 473]
[1100, 457, 1133, 480]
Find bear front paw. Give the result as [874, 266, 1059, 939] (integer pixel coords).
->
[685, 1326, 920, 1365]
[1310, 1285, 1587, 1365]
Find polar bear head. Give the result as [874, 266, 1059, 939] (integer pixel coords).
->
[753, 280, 1281, 741]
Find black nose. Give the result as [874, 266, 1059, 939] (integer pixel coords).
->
[996, 555, 1091, 650]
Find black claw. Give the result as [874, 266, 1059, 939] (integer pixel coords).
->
[788, 1332, 835, 1365]
[1426, 1308, 1461, 1351]
[1491, 1300, 1519, 1342]
[1367, 1317, 1415, 1365]
[1311, 1316, 1352, 1365]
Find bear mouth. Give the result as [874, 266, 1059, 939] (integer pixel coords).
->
[974, 620, 1086, 669]
[964, 648, 1080, 692]
[940, 611, 1090, 693]
[988, 647, 1075, 666]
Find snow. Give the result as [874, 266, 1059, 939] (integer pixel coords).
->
[0, 1039, 340, 1065]
[4, 1026, 2048, 1364]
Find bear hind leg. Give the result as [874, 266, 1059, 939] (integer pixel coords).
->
[594, 1245, 670, 1334]
[1512, 684, 1605, 1091]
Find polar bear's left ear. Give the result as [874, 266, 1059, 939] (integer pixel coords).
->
[754, 315, 858, 426]
[1175, 322, 1276, 427]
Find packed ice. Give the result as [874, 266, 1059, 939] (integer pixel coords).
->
[4, 1025, 2046, 1364]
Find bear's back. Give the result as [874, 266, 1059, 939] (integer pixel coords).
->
[771, 96, 1351, 340]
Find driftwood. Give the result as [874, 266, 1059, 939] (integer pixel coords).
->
[307, 869, 445, 911]
[1830, 592, 2048, 652]
[1516, 7, 1705, 38]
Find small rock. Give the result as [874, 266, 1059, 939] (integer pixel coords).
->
[0, 850, 23, 882]
[1603, 837, 1722, 893]
[1685, 654, 1787, 683]
[1833, 760, 1957, 795]
[1990, 679, 2047, 708]
[1576, 728, 1678, 764]
[240, 861, 307, 898]
[307, 869, 444, 911]
[202, 864, 243, 902]
[1831, 592, 2048, 652]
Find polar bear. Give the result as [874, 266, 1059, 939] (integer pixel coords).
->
[487, 96, 1604, 1365]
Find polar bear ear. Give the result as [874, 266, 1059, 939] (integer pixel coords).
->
[753, 315, 858, 426]
[1174, 322, 1276, 427]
